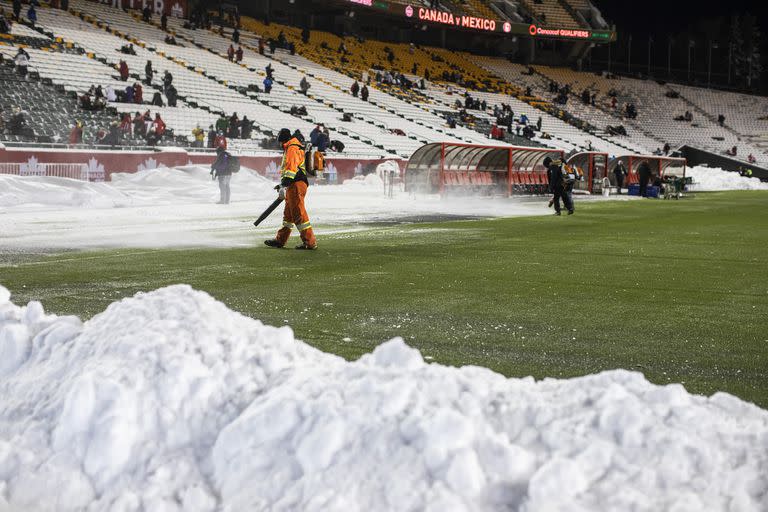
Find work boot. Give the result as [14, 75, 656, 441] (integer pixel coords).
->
[264, 239, 284, 248]
[295, 242, 317, 250]
[554, 212, 561, 216]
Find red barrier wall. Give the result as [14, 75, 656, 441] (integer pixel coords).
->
[0, 146, 405, 182]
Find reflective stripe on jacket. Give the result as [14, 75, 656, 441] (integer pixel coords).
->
[280, 137, 306, 182]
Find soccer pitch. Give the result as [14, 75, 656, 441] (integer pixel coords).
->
[2, 191, 767, 407]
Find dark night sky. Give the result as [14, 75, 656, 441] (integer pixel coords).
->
[592, 0, 767, 35]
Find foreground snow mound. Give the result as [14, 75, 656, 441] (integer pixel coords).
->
[0, 285, 767, 512]
[687, 165, 768, 191]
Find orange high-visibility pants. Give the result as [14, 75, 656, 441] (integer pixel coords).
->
[276, 181, 317, 247]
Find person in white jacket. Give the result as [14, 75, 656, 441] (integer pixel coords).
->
[14, 48, 29, 78]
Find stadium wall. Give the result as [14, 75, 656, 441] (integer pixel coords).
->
[0, 146, 405, 182]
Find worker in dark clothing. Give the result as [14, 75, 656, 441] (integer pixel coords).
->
[544, 156, 573, 216]
[210, 146, 234, 204]
[637, 161, 651, 197]
[613, 160, 627, 194]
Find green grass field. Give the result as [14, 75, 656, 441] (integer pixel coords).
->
[2, 191, 767, 407]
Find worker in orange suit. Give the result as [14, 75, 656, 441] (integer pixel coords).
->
[265, 128, 317, 250]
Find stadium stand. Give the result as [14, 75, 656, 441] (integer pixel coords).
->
[1, 0, 765, 171]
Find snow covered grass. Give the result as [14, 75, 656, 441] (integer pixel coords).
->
[1, 284, 766, 511]
[2, 191, 767, 410]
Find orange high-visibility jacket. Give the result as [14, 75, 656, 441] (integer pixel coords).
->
[280, 137, 307, 183]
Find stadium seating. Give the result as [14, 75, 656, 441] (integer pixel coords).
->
[2, 0, 766, 171]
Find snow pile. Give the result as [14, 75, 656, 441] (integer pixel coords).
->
[686, 165, 768, 191]
[0, 174, 134, 209]
[0, 166, 277, 210]
[1, 285, 767, 511]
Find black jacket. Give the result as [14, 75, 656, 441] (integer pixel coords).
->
[548, 163, 564, 191]
[211, 152, 233, 176]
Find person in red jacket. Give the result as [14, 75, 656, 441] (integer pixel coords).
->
[152, 113, 166, 137]
[133, 83, 143, 104]
[119, 112, 132, 135]
[227, 44, 234, 61]
[264, 128, 317, 250]
[214, 131, 227, 149]
[119, 60, 129, 81]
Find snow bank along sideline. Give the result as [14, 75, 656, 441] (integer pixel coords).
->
[1, 284, 767, 511]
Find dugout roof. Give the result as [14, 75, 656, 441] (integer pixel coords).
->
[406, 143, 562, 176]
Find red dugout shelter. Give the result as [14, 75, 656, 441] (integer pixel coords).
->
[405, 143, 563, 196]
[609, 155, 687, 187]
[565, 152, 609, 193]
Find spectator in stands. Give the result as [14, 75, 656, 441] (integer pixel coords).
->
[241, 116, 252, 139]
[663, 142, 670, 155]
[161, 12, 167, 31]
[350, 81, 360, 98]
[726, 146, 737, 156]
[520, 113, 528, 125]
[613, 161, 627, 194]
[166, 85, 177, 107]
[299, 77, 310, 95]
[263, 76, 273, 94]
[683, 110, 692, 122]
[610, 96, 617, 109]
[329, 140, 344, 153]
[68, 121, 83, 144]
[164, 34, 177, 45]
[133, 111, 146, 137]
[80, 92, 94, 111]
[718, 114, 725, 127]
[265, 63, 274, 79]
[12, 0, 21, 21]
[119, 60, 129, 81]
[301, 27, 310, 44]
[7, 108, 27, 135]
[119, 43, 136, 55]
[277, 30, 287, 48]
[215, 114, 228, 134]
[14, 48, 29, 78]
[338, 40, 348, 54]
[147, 113, 165, 143]
[258, 39, 265, 55]
[748, 153, 756, 164]
[134, 83, 143, 104]
[214, 131, 227, 150]
[26, 4, 36, 27]
[151, 91, 164, 107]
[232, 27, 240, 43]
[536, 116, 542, 131]
[228, 113, 240, 138]
[106, 85, 117, 103]
[207, 125, 216, 148]
[361, 84, 369, 102]
[227, 44, 235, 62]
[191, 124, 204, 147]
[163, 71, 173, 92]
[144, 61, 154, 85]
[142, 5, 151, 22]
[637, 160, 651, 197]
[268, 39, 276, 54]
[119, 113, 132, 136]
[0, 11, 12, 34]
[235, 46, 243, 63]
[122, 84, 134, 103]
